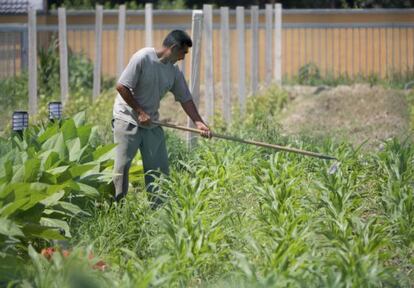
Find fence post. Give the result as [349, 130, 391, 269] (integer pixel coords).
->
[187, 10, 203, 149]
[221, 7, 231, 124]
[145, 3, 153, 47]
[117, 4, 126, 78]
[93, 5, 103, 100]
[265, 4, 273, 85]
[274, 3, 282, 85]
[28, 6, 37, 116]
[251, 5, 259, 94]
[203, 4, 214, 124]
[236, 6, 246, 116]
[20, 30, 28, 72]
[58, 7, 69, 105]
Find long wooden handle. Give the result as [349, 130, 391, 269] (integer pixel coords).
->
[153, 121, 337, 161]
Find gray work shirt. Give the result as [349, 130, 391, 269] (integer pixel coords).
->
[113, 47, 192, 128]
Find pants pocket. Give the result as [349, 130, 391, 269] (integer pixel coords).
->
[113, 119, 138, 135]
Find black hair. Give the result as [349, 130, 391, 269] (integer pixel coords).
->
[162, 30, 192, 48]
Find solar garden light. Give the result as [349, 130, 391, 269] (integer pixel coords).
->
[48, 101, 62, 121]
[12, 111, 29, 136]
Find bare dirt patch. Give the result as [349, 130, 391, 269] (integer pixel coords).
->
[280, 84, 411, 148]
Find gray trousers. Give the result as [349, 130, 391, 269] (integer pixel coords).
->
[112, 118, 169, 204]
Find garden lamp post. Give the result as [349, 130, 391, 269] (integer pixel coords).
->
[48, 101, 62, 121]
[12, 111, 29, 136]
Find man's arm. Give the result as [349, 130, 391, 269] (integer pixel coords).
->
[116, 83, 151, 125]
[180, 99, 212, 138]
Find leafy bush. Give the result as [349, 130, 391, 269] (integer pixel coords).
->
[0, 112, 120, 261]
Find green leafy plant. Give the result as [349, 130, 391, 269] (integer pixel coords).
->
[0, 112, 128, 257]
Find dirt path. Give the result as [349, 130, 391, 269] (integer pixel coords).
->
[279, 84, 411, 148]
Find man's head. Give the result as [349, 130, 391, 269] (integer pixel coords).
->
[162, 30, 192, 64]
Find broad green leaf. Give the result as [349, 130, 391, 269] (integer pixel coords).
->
[47, 165, 72, 182]
[2, 160, 13, 183]
[53, 133, 68, 159]
[41, 132, 60, 151]
[37, 122, 59, 144]
[69, 163, 98, 178]
[0, 217, 24, 237]
[77, 126, 92, 147]
[10, 164, 25, 183]
[0, 181, 20, 200]
[40, 217, 71, 238]
[93, 144, 117, 162]
[47, 165, 70, 175]
[24, 159, 41, 182]
[39, 172, 57, 185]
[77, 182, 100, 197]
[0, 183, 6, 197]
[67, 139, 91, 163]
[0, 198, 31, 218]
[61, 118, 77, 141]
[89, 126, 100, 146]
[51, 201, 87, 216]
[72, 111, 86, 127]
[1, 182, 65, 217]
[39, 150, 61, 170]
[78, 164, 101, 180]
[22, 223, 65, 240]
[67, 138, 82, 162]
[26, 147, 38, 159]
[40, 191, 65, 206]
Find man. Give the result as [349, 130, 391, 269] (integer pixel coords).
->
[112, 30, 211, 205]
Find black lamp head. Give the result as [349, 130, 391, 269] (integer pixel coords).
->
[12, 111, 29, 132]
[48, 101, 62, 121]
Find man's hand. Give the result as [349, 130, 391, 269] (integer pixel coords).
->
[195, 121, 212, 138]
[138, 110, 151, 125]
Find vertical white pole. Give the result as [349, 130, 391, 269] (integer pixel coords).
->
[221, 7, 231, 124]
[145, 3, 153, 47]
[274, 3, 282, 85]
[251, 5, 259, 95]
[93, 5, 103, 100]
[236, 6, 246, 116]
[203, 4, 214, 124]
[265, 4, 273, 85]
[58, 7, 69, 105]
[117, 4, 126, 77]
[187, 10, 203, 148]
[28, 6, 37, 115]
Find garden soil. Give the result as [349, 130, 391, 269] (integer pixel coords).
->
[279, 84, 411, 149]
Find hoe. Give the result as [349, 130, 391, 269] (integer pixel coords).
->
[153, 120, 339, 173]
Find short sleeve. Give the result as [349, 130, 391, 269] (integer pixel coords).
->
[117, 52, 143, 90]
[170, 66, 193, 103]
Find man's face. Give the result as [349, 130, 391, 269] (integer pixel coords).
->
[168, 44, 189, 64]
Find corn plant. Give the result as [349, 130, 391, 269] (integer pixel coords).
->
[154, 172, 231, 285]
[375, 138, 413, 246]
